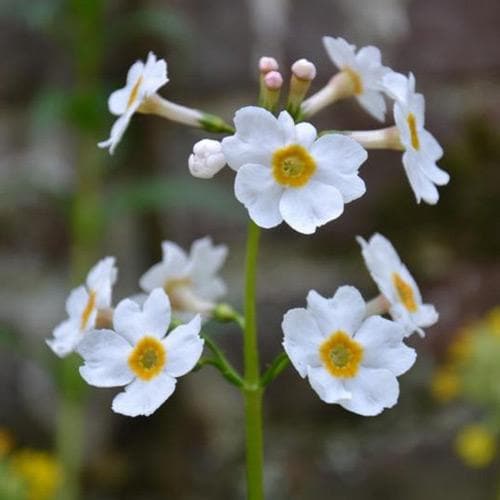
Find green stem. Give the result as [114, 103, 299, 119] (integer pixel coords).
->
[260, 352, 290, 387]
[243, 221, 264, 500]
[202, 333, 244, 387]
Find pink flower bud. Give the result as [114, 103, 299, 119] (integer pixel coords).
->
[291, 58, 317, 81]
[264, 71, 283, 91]
[259, 56, 279, 74]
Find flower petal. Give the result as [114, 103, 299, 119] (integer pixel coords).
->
[65, 285, 88, 318]
[98, 110, 135, 155]
[234, 163, 283, 229]
[355, 316, 416, 376]
[282, 307, 323, 378]
[341, 367, 399, 416]
[279, 180, 344, 234]
[311, 134, 367, 203]
[77, 329, 134, 387]
[307, 365, 352, 403]
[163, 315, 203, 378]
[306, 286, 366, 337]
[86, 256, 117, 308]
[112, 372, 177, 417]
[222, 107, 283, 170]
[46, 319, 81, 358]
[403, 152, 440, 204]
[295, 122, 317, 149]
[357, 90, 387, 122]
[323, 36, 356, 69]
[188, 237, 228, 280]
[109, 87, 131, 116]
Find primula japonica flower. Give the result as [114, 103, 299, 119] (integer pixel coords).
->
[282, 286, 416, 416]
[222, 106, 367, 234]
[383, 72, 449, 204]
[47, 257, 117, 357]
[188, 139, 226, 179]
[303, 37, 390, 121]
[139, 237, 227, 320]
[99, 52, 168, 154]
[77, 288, 203, 417]
[357, 233, 438, 336]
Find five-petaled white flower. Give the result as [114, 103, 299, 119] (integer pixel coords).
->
[99, 52, 168, 154]
[77, 288, 204, 417]
[47, 257, 118, 358]
[139, 237, 228, 320]
[382, 72, 449, 204]
[322, 36, 391, 121]
[357, 233, 438, 336]
[282, 286, 416, 416]
[221, 106, 368, 234]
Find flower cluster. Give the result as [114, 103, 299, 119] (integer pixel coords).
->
[47, 237, 227, 416]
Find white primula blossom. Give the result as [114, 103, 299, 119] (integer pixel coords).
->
[139, 237, 227, 319]
[188, 139, 226, 179]
[322, 36, 391, 121]
[357, 233, 438, 336]
[99, 52, 168, 154]
[383, 72, 450, 204]
[221, 106, 368, 234]
[47, 257, 118, 358]
[77, 288, 203, 417]
[282, 286, 416, 416]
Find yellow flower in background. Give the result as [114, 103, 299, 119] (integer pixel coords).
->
[10, 449, 61, 500]
[447, 327, 474, 365]
[455, 425, 496, 468]
[486, 306, 500, 338]
[0, 428, 14, 458]
[431, 366, 460, 403]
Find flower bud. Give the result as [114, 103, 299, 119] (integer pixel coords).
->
[264, 70, 283, 91]
[259, 56, 279, 74]
[291, 58, 317, 81]
[188, 139, 226, 179]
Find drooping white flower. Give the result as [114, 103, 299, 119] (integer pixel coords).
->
[303, 36, 391, 121]
[77, 288, 203, 417]
[383, 72, 449, 204]
[221, 106, 368, 234]
[188, 139, 226, 179]
[357, 233, 438, 336]
[98, 52, 168, 154]
[282, 286, 416, 416]
[139, 237, 228, 320]
[47, 257, 118, 357]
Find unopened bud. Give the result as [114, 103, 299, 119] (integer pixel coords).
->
[291, 58, 317, 81]
[264, 71, 283, 91]
[259, 56, 279, 74]
[188, 139, 226, 179]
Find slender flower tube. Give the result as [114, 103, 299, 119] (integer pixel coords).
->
[302, 36, 390, 120]
[282, 286, 416, 416]
[357, 233, 438, 336]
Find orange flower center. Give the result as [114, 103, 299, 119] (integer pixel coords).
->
[407, 112, 420, 150]
[272, 144, 316, 188]
[80, 290, 96, 331]
[127, 76, 144, 110]
[128, 336, 166, 381]
[392, 273, 417, 312]
[319, 331, 363, 378]
[344, 67, 363, 95]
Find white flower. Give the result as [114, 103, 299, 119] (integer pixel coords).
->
[77, 288, 203, 417]
[139, 237, 227, 320]
[98, 52, 168, 154]
[282, 286, 416, 416]
[357, 233, 438, 336]
[188, 139, 226, 179]
[383, 72, 449, 204]
[322, 36, 391, 121]
[47, 257, 118, 357]
[221, 106, 367, 234]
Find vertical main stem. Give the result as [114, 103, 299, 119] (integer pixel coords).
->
[243, 221, 264, 500]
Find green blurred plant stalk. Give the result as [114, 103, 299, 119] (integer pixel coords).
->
[243, 221, 264, 500]
[56, 1, 105, 498]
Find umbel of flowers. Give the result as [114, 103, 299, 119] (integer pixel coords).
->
[49, 35, 447, 499]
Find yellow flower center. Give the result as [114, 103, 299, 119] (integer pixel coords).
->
[128, 336, 166, 381]
[272, 144, 317, 188]
[80, 290, 96, 330]
[344, 67, 363, 95]
[127, 76, 144, 110]
[392, 273, 417, 312]
[319, 331, 363, 378]
[407, 112, 420, 150]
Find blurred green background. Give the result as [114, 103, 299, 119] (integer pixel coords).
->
[0, 0, 499, 498]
